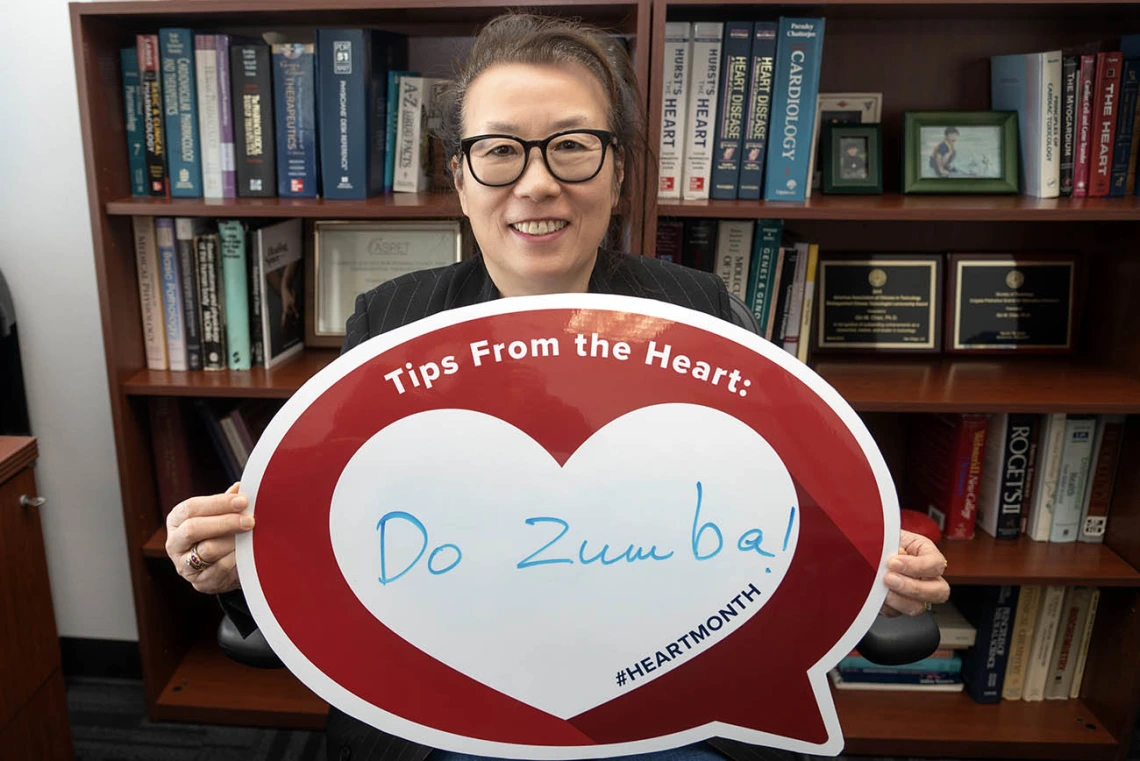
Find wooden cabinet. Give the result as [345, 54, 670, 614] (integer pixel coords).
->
[0, 437, 75, 760]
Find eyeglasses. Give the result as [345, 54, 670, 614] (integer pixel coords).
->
[459, 129, 617, 187]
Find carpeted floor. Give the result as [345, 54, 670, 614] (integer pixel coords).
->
[66, 676, 1140, 761]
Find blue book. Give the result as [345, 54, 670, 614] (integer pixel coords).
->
[1109, 59, 1140, 197]
[159, 28, 203, 197]
[272, 43, 319, 197]
[120, 48, 148, 196]
[385, 71, 419, 192]
[217, 220, 252, 370]
[744, 219, 782, 334]
[316, 29, 408, 199]
[957, 586, 1019, 704]
[763, 18, 825, 202]
[836, 669, 963, 686]
[737, 22, 778, 200]
[710, 22, 754, 200]
[155, 218, 188, 371]
[839, 652, 963, 674]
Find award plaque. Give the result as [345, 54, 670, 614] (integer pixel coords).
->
[306, 220, 464, 348]
[815, 254, 942, 352]
[946, 254, 1077, 353]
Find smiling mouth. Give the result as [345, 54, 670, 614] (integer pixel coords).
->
[510, 220, 569, 236]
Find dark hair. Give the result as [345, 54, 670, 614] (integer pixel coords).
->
[945, 126, 960, 136]
[435, 13, 646, 248]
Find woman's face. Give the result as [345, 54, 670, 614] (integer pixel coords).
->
[454, 62, 623, 296]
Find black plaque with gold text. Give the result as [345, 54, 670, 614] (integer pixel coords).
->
[816, 255, 942, 352]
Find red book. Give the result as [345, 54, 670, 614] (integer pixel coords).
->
[1072, 54, 1098, 198]
[906, 413, 991, 540]
[1089, 51, 1123, 197]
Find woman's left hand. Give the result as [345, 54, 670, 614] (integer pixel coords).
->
[882, 529, 951, 617]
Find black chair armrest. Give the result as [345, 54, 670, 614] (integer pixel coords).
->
[855, 611, 942, 665]
[217, 613, 284, 669]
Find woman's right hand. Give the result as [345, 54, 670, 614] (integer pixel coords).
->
[165, 482, 255, 594]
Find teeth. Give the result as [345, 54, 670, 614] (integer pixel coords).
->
[511, 220, 567, 235]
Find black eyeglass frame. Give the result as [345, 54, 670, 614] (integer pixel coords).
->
[458, 128, 617, 187]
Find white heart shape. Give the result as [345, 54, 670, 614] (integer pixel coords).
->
[329, 403, 800, 720]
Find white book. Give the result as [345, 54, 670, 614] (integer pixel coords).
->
[828, 669, 963, 693]
[681, 22, 723, 200]
[1002, 584, 1044, 700]
[929, 600, 977, 649]
[712, 220, 753, 301]
[393, 77, 447, 193]
[195, 35, 223, 199]
[1045, 586, 1092, 699]
[131, 216, 167, 371]
[1026, 412, 1067, 541]
[1068, 587, 1100, 698]
[251, 218, 305, 369]
[1022, 584, 1066, 702]
[1049, 415, 1098, 542]
[1040, 50, 1063, 198]
[658, 22, 692, 200]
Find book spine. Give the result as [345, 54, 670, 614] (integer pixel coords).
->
[1041, 51, 1063, 197]
[737, 23, 777, 200]
[159, 28, 202, 197]
[713, 220, 753, 301]
[195, 233, 227, 371]
[155, 218, 186, 372]
[953, 414, 989, 540]
[1049, 414, 1099, 542]
[1002, 584, 1043, 700]
[193, 400, 242, 482]
[655, 219, 684, 263]
[1109, 59, 1140, 196]
[393, 76, 424, 192]
[1060, 55, 1078, 197]
[248, 231, 265, 367]
[146, 398, 195, 518]
[657, 23, 691, 200]
[985, 413, 1037, 539]
[772, 245, 800, 347]
[273, 44, 319, 197]
[232, 44, 277, 197]
[839, 654, 962, 673]
[990, 54, 1036, 195]
[215, 35, 236, 198]
[217, 221, 251, 370]
[1068, 587, 1100, 698]
[1019, 416, 1042, 534]
[763, 18, 825, 202]
[384, 70, 416, 194]
[367, 34, 408, 198]
[195, 35, 223, 199]
[710, 22, 753, 200]
[318, 29, 369, 199]
[1128, 88, 1140, 195]
[1045, 587, 1091, 699]
[746, 219, 783, 332]
[1089, 52, 1122, 197]
[174, 218, 203, 371]
[1022, 585, 1066, 701]
[835, 669, 962, 686]
[1073, 55, 1098, 197]
[780, 242, 810, 356]
[120, 49, 148, 197]
[1027, 412, 1068, 541]
[961, 586, 1019, 703]
[681, 22, 723, 201]
[132, 217, 168, 370]
[681, 218, 717, 272]
[795, 244, 819, 364]
[258, 219, 305, 368]
[137, 35, 168, 197]
[1079, 415, 1126, 543]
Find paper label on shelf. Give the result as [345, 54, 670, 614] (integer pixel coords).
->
[235, 294, 898, 758]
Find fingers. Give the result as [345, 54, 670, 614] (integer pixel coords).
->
[884, 570, 951, 606]
[167, 485, 247, 530]
[888, 551, 947, 580]
[167, 511, 254, 556]
[192, 536, 236, 566]
[187, 553, 241, 595]
[883, 590, 928, 617]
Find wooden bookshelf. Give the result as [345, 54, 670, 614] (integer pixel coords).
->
[73, 0, 1140, 759]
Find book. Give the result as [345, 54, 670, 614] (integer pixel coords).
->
[384, 70, 418, 194]
[657, 22, 691, 200]
[272, 43, 320, 197]
[174, 218, 207, 371]
[906, 413, 991, 540]
[393, 76, 448, 193]
[195, 231, 226, 371]
[1089, 51, 1123, 197]
[763, 18, 826, 202]
[1049, 414, 1098, 542]
[217, 221, 252, 370]
[655, 219, 684, 264]
[250, 219, 305, 368]
[1026, 412, 1068, 541]
[1022, 584, 1066, 701]
[1044, 586, 1093, 699]
[828, 669, 964, 693]
[1068, 587, 1100, 698]
[1108, 59, 1140, 196]
[131, 216, 167, 371]
[1079, 414, 1126, 543]
[793, 243, 819, 363]
[778, 242, 810, 353]
[990, 50, 1063, 198]
[681, 219, 717, 272]
[681, 22, 723, 200]
[712, 220, 753, 301]
[710, 22, 754, 200]
[155, 218, 186, 372]
[1060, 55, 1078, 196]
[231, 42, 277, 197]
[216, 34, 237, 198]
[1002, 584, 1043, 700]
[929, 599, 977, 649]
[195, 34, 224, 199]
[136, 34, 168, 197]
[120, 48, 147, 197]
[159, 28, 202, 197]
[1073, 54, 1098, 197]
[838, 652, 962, 674]
[976, 413, 1039, 539]
[737, 22, 778, 200]
[957, 585, 1019, 703]
[744, 219, 783, 334]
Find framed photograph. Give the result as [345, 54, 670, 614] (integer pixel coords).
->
[808, 92, 883, 195]
[903, 111, 1019, 194]
[822, 124, 882, 194]
[305, 220, 463, 347]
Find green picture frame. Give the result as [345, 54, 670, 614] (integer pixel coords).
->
[903, 111, 1020, 194]
[822, 123, 882, 194]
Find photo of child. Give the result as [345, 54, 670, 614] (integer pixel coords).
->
[920, 125, 1002, 179]
[839, 137, 868, 180]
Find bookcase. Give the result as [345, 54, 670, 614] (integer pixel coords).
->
[71, 0, 1140, 759]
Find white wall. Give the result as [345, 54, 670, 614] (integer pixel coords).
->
[0, 1, 138, 641]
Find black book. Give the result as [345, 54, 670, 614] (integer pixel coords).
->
[231, 43, 277, 197]
[1060, 55, 1079, 197]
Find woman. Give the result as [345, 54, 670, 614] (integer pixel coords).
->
[166, 13, 950, 761]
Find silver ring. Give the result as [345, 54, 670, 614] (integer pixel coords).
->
[186, 543, 210, 571]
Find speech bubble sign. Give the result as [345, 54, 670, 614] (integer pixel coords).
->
[235, 294, 898, 759]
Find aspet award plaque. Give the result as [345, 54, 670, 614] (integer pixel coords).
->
[815, 254, 942, 352]
[946, 254, 1077, 353]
